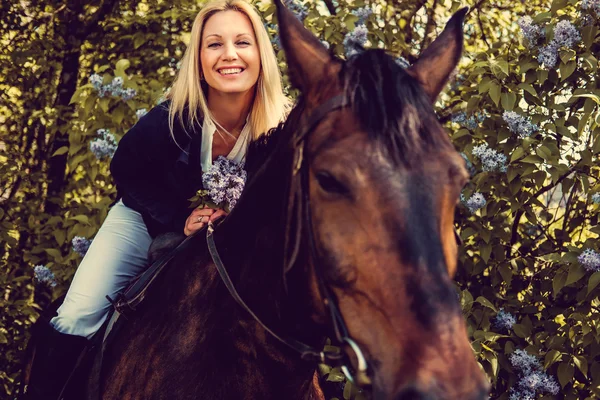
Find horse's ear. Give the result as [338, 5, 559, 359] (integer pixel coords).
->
[407, 7, 468, 103]
[274, 0, 334, 93]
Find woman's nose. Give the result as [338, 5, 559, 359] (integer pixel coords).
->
[222, 43, 238, 61]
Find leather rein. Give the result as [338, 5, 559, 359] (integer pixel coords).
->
[206, 94, 372, 387]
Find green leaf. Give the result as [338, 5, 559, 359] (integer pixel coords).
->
[573, 355, 588, 377]
[551, 0, 568, 12]
[51, 146, 69, 157]
[343, 381, 352, 400]
[115, 58, 131, 73]
[475, 296, 497, 312]
[501, 92, 516, 110]
[510, 147, 526, 163]
[566, 263, 586, 286]
[518, 83, 537, 97]
[44, 248, 62, 259]
[553, 272, 567, 296]
[557, 362, 574, 388]
[489, 82, 501, 107]
[559, 60, 576, 81]
[544, 350, 562, 370]
[69, 215, 90, 225]
[587, 272, 600, 295]
[571, 93, 600, 104]
[512, 323, 529, 338]
[480, 243, 492, 263]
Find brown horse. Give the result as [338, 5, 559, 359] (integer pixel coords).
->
[22, 1, 490, 399]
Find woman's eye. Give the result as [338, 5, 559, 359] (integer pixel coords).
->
[208, 43, 221, 48]
[237, 41, 250, 46]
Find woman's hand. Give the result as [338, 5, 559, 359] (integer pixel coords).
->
[183, 206, 228, 236]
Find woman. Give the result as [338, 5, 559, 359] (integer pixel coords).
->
[24, 1, 289, 398]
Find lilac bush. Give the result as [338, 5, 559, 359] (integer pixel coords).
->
[578, 249, 600, 271]
[33, 265, 57, 287]
[492, 309, 516, 332]
[90, 128, 118, 159]
[472, 143, 508, 173]
[72, 236, 91, 257]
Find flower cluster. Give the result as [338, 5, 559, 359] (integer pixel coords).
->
[72, 236, 91, 257]
[136, 108, 148, 119]
[502, 111, 538, 138]
[518, 16, 544, 47]
[283, 0, 307, 21]
[34, 265, 57, 287]
[537, 20, 580, 68]
[352, 7, 372, 25]
[343, 25, 369, 57]
[578, 248, 600, 271]
[451, 111, 485, 130]
[90, 128, 118, 159]
[472, 143, 508, 173]
[582, 0, 600, 17]
[88, 73, 137, 100]
[508, 350, 560, 399]
[461, 192, 486, 213]
[201, 156, 247, 211]
[592, 192, 600, 204]
[492, 309, 516, 332]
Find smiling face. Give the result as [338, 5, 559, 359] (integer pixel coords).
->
[200, 10, 261, 97]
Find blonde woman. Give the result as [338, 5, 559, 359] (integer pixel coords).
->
[24, 1, 289, 398]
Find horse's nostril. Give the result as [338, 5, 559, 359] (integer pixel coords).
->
[394, 387, 432, 400]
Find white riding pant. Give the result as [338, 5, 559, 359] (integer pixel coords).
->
[50, 200, 152, 339]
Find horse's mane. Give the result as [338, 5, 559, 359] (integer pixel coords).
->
[342, 50, 453, 165]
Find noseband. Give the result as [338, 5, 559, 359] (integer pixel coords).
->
[206, 94, 372, 387]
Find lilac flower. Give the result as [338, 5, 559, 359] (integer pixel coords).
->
[34, 265, 57, 287]
[461, 192, 486, 213]
[120, 88, 137, 101]
[509, 350, 560, 398]
[451, 111, 479, 130]
[518, 16, 544, 47]
[578, 248, 600, 271]
[136, 108, 148, 119]
[352, 7, 373, 25]
[582, 0, 600, 16]
[509, 349, 541, 374]
[72, 236, 91, 257]
[395, 57, 409, 68]
[344, 25, 369, 57]
[592, 192, 600, 204]
[553, 20, 581, 48]
[283, 0, 308, 21]
[98, 85, 112, 98]
[202, 156, 247, 211]
[493, 308, 516, 332]
[472, 143, 508, 173]
[502, 111, 538, 138]
[90, 128, 118, 159]
[538, 43, 559, 68]
[89, 73, 103, 90]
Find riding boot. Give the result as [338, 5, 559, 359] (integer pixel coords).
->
[23, 321, 88, 400]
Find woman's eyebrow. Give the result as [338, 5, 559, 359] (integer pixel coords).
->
[205, 33, 253, 39]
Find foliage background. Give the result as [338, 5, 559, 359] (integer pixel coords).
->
[1, 0, 599, 398]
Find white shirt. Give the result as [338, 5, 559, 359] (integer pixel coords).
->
[200, 116, 251, 173]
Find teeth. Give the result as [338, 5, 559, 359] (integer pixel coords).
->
[220, 68, 243, 75]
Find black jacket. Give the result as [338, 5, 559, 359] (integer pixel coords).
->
[110, 102, 204, 238]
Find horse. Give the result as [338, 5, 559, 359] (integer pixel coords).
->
[20, 1, 490, 399]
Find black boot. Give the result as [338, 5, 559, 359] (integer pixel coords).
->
[23, 321, 88, 400]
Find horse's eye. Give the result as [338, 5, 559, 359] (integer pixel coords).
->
[315, 171, 348, 195]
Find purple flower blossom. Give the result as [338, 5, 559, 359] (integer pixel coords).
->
[553, 20, 581, 48]
[582, 0, 600, 16]
[592, 192, 600, 204]
[538, 43, 559, 68]
[493, 308, 516, 332]
[472, 143, 507, 173]
[90, 128, 118, 159]
[34, 265, 57, 287]
[120, 88, 137, 101]
[518, 16, 544, 47]
[136, 108, 148, 119]
[344, 25, 369, 57]
[283, 0, 308, 21]
[352, 7, 373, 25]
[502, 111, 538, 138]
[72, 236, 91, 257]
[89, 73, 103, 90]
[578, 248, 600, 271]
[509, 349, 560, 398]
[202, 156, 247, 211]
[509, 349, 541, 375]
[461, 192, 486, 213]
[451, 111, 480, 130]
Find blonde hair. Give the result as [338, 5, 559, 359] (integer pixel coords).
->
[166, 0, 290, 141]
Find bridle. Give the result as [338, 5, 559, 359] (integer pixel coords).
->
[206, 93, 373, 387]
